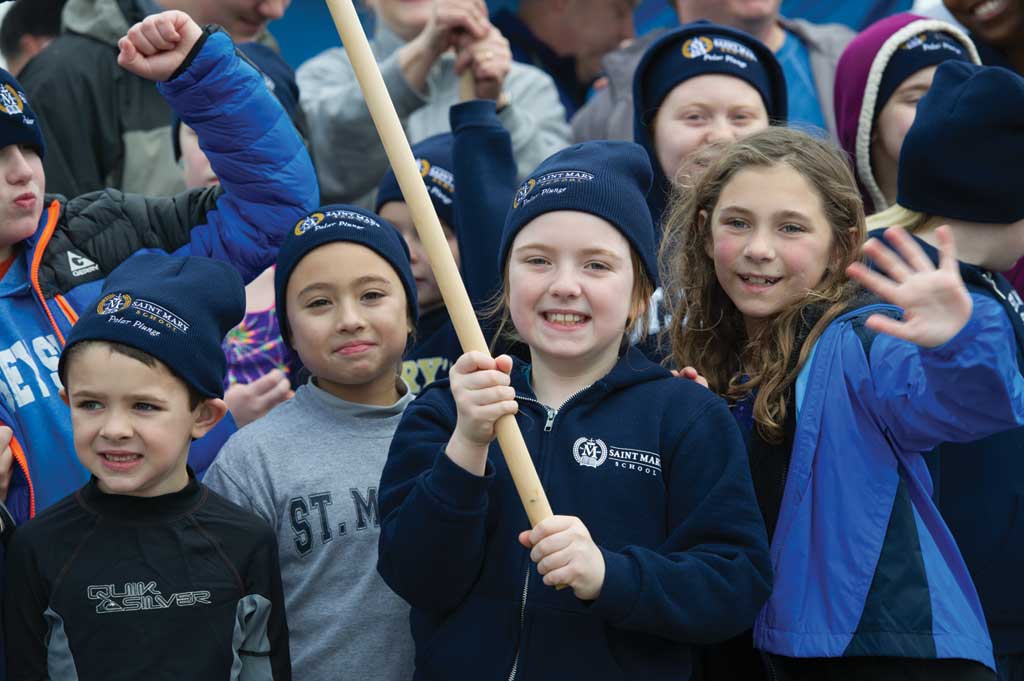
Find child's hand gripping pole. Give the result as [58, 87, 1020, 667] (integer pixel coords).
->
[323, 0, 555, 528]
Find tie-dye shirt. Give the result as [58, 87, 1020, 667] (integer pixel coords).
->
[222, 306, 302, 388]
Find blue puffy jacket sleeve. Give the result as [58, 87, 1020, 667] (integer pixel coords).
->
[869, 293, 1024, 452]
[157, 30, 319, 282]
[377, 386, 496, 612]
[450, 100, 517, 306]
[589, 394, 773, 643]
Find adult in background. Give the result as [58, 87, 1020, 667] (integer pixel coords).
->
[18, 0, 290, 199]
[296, 0, 570, 206]
[780, 0, 912, 31]
[942, 0, 1024, 71]
[573, 0, 853, 142]
[491, 0, 638, 119]
[0, 0, 67, 77]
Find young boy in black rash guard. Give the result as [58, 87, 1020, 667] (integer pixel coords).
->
[3, 253, 290, 681]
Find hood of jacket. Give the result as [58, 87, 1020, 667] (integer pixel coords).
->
[62, 0, 158, 47]
[833, 13, 979, 215]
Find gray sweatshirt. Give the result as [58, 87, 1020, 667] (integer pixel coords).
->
[296, 19, 571, 205]
[204, 380, 416, 681]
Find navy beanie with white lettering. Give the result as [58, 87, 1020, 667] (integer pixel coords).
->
[875, 29, 972, 117]
[60, 254, 245, 398]
[274, 205, 419, 344]
[499, 141, 659, 287]
[634, 22, 787, 129]
[376, 133, 456, 231]
[0, 68, 44, 158]
[898, 61, 1024, 224]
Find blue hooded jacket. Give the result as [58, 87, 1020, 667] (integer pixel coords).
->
[754, 285, 1024, 670]
[0, 29, 318, 527]
[378, 347, 772, 681]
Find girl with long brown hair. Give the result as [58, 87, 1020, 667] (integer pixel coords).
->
[661, 123, 1024, 680]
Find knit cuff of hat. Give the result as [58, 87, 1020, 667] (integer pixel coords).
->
[853, 20, 979, 214]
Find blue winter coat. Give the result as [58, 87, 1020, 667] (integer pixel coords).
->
[378, 347, 771, 681]
[754, 294, 1024, 671]
[0, 29, 318, 526]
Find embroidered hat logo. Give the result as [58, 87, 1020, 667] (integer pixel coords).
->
[681, 36, 714, 59]
[0, 85, 24, 115]
[294, 212, 325, 236]
[97, 293, 132, 315]
[513, 178, 537, 209]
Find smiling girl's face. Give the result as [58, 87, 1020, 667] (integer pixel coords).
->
[508, 211, 636, 373]
[707, 163, 835, 336]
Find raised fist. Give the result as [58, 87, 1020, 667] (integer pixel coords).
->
[117, 11, 205, 82]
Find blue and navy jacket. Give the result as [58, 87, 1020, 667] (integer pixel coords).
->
[378, 347, 772, 681]
[0, 29, 318, 527]
[888, 232, 1024, 657]
[753, 282, 1024, 670]
[401, 101, 512, 395]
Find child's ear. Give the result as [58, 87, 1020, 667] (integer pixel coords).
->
[699, 209, 714, 259]
[191, 398, 229, 439]
[59, 388, 69, 406]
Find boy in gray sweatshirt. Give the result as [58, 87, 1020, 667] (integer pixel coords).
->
[204, 204, 421, 681]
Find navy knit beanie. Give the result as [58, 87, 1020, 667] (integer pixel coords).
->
[634, 22, 788, 130]
[875, 29, 971, 118]
[499, 141, 659, 287]
[376, 133, 456, 230]
[60, 254, 245, 398]
[0, 68, 44, 158]
[898, 61, 1024, 224]
[274, 205, 419, 343]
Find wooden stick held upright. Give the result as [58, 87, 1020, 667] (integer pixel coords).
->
[323, 0, 554, 527]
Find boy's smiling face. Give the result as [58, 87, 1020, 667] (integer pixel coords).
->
[0, 144, 45, 258]
[62, 343, 224, 497]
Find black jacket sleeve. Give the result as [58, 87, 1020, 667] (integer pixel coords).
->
[56, 186, 221, 274]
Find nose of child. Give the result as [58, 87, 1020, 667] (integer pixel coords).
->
[548, 267, 582, 299]
[99, 410, 133, 441]
[6, 148, 34, 185]
[333, 299, 367, 334]
[743, 229, 775, 262]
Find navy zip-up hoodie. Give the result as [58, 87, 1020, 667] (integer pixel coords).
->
[870, 229, 1024, 655]
[378, 346, 771, 681]
[402, 100, 513, 395]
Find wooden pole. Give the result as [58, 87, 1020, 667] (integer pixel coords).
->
[323, 0, 554, 527]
